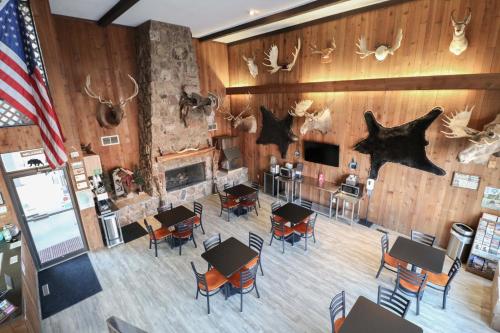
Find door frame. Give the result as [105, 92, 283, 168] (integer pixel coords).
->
[2, 164, 88, 270]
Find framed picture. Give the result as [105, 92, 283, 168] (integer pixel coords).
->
[451, 172, 480, 190]
[76, 189, 94, 211]
[76, 181, 88, 190]
[71, 161, 84, 170]
[482, 186, 500, 211]
[74, 174, 86, 182]
[73, 168, 86, 175]
[0, 192, 3, 205]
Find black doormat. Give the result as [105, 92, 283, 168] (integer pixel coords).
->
[122, 222, 148, 243]
[38, 253, 102, 319]
[358, 219, 374, 228]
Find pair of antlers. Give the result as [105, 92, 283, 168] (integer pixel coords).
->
[217, 94, 253, 121]
[84, 74, 138, 108]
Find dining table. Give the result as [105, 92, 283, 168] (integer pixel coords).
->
[339, 296, 423, 333]
[389, 236, 446, 273]
[224, 184, 257, 216]
[272, 202, 314, 243]
[153, 205, 196, 247]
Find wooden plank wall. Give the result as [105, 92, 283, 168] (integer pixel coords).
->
[226, 0, 500, 247]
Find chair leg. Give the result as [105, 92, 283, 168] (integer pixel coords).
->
[207, 294, 210, 315]
[195, 288, 199, 300]
[269, 235, 274, 246]
[255, 282, 260, 298]
[149, 239, 152, 249]
[313, 231, 316, 243]
[154, 242, 158, 258]
[240, 289, 244, 312]
[255, 205, 258, 216]
[443, 288, 448, 309]
[179, 240, 182, 256]
[282, 237, 285, 254]
[305, 235, 308, 251]
[416, 294, 420, 315]
[225, 284, 228, 300]
[375, 261, 384, 278]
[200, 222, 205, 234]
[192, 234, 197, 248]
[227, 209, 230, 222]
[259, 259, 264, 276]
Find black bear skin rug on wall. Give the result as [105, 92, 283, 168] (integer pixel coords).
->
[354, 107, 446, 179]
[256, 106, 298, 158]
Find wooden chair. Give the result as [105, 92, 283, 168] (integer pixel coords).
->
[394, 265, 427, 315]
[203, 233, 221, 270]
[218, 188, 239, 222]
[411, 230, 436, 247]
[193, 201, 205, 234]
[375, 233, 409, 278]
[144, 219, 171, 257]
[172, 219, 196, 256]
[329, 291, 346, 333]
[228, 264, 260, 312]
[269, 216, 293, 254]
[250, 181, 261, 208]
[292, 213, 317, 251]
[377, 286, 411, 318]
[239, 192, 258, 216]
[244, 232, 264, 275]
[190, 261, 228, 314]
[157, 203, 173, 214]
[423, 258, 461, 309]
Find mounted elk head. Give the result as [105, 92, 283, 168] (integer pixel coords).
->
[242, 55, 258, 78]
[356, 29, 403, 61]
[288, 100, 333, 135]
[310, 36, 336, 64]
[442, 106, 500, 164]
[218, 94, 257, 133]
[84, 74, 138, 129]
[179, 86, 219, 127]
[449, 8, 472, 56]
[263, 38, 301, 74]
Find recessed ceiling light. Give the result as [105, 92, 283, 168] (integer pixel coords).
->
[249, 9, 260, 16]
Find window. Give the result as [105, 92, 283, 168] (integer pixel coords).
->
[0, 1, 47, 128]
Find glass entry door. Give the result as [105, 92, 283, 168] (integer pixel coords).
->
[9, 168, 87, 269]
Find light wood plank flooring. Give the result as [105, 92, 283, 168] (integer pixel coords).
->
[42, 192, 495, 333]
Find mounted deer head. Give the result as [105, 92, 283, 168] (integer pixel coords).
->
[310, 36, 336, 64]
[442, 105, 500, 164]
[218, 94, 257, 133]
[356, 29, 403, 61]
[288, 100, 332, 135]
[263, 38, 301, 74]
[179, 86, 219, 127]
[84, 74, 138, 129]
[449, 8, 472, 56]
[242, 55, 258, 78]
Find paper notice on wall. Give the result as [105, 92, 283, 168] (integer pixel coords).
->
[9, 241, 21, 250]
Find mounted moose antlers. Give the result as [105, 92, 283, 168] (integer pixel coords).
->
[356, 28, 403, 61]
[84, 74, 138, 128]
[263, 38, 301, 74]
[442, 106, 500, 164]
[449, 8, 472, 56]
[218, 94, 257, 133]
[179, 86, 219, 127]
[288, 100, 333, 135]
[242, 55, 259, 78]
[310, 36, 336, 64]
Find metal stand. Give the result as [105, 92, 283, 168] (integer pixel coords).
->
[358, 190, 374, 228]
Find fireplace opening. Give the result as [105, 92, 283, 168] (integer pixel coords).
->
[165, 162, 206, 191]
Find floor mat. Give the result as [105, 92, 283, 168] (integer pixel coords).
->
[38, 253, 102, 319]
[121, 222, 148, 243]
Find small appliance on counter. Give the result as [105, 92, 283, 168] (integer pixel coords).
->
[346, 174, 359, 186]
[340, 183, 361, 198]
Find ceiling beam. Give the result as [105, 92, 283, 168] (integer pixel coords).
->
[97, 0, 140, 27]
[198, 0, 342, 42]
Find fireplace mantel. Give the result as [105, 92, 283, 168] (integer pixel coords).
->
[156, 146, 215, 163]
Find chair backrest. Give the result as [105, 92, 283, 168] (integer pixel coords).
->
[157, 203, 173, 214]
[239, 264, 258, 288]
[251, 182, 259, 192]
[329, 291, 345, 333]
[377, 286, 411, 318]
[190, 261, 208, 291]
[411, 230, 436, 246]
[270, 217, 285, 235]
[143, 219, 156, 241]
[223, 183, 231, 190]
[249, 232, 264, 254]
[194, 201, 203, 217]
[447, 258, 462, 286]
[176, 220, 194, 233]
[300, 200, 313, 210]
[307, 213, 318, 232]
[271, 201, 282, 212]
[203, 233, 221, 252]
[380, 233, 389, 255]
[396, 265, 427, 294]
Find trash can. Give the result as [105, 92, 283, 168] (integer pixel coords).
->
[447, 223, 474, 262]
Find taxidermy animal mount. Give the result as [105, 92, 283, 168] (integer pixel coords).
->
[179, 86, 219, 127]
[442, 106, 500, 164]
[354, 108, 446, 179]
[84, 74, 138, 129]
[288, 100, 333, 135]
[263, 38, 301, 74]
[256, 106, 298, 158]
[356, 29, 403, 61]
[218, 94, 257, 133]
[242, 55, 258, 78]
[310, 36, 336, 64]
[449, 8, 472, 56]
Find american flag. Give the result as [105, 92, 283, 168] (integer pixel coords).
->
[0, 0, 66, 168]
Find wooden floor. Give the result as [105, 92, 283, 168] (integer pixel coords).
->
[42, 191, 495, 333]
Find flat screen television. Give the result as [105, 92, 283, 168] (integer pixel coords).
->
[303, 141, 339, 167]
